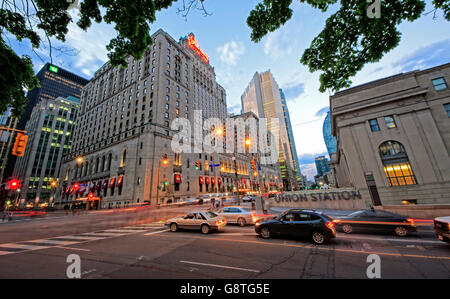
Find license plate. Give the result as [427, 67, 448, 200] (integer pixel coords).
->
[438, 235, 443, 241]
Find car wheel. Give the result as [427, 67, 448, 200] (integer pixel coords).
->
[342, 224, 353, 234]
[170, 223, 178, 232]
[201, 224, 210, 234]
[238, 217, 246, 227]
[260, 227, 271, 239]
[394, 226, 408, 237]
[312, 231, 326, 245]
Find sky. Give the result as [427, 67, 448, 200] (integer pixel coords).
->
[8, 0, 450, 180]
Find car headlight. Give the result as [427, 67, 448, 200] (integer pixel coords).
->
[255, 222, 261, 226]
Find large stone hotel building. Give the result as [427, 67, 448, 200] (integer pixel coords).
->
[56, 29, 281, 209]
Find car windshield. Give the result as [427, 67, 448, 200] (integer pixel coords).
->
[205, 211, 218, 218]
[241, 208, 251, 212]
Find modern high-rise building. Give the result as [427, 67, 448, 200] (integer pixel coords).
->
[315, 155, 330, 178]
[3, 64, 89, 185]
[13, 96, 80, 206]
[0, 108, 18, 184]
[323, 110, 337, 155]
[241, 70, 298, 190]
[279, 88, 304, 187]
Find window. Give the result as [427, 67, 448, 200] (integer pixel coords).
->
[120, 148, 127, 167]
[369, 119, 379, 132]
[432, 77, 448, 91]
[384, 116, 396, 129]
[379, 141, 417, 186]
[444, 103, 450, 117]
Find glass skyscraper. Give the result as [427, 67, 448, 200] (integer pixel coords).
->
[323, 110, 337, 155]
[280, 89, 304, 187]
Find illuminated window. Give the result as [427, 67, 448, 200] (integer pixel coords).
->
[384, 116, 396, 129]
[379, 141, 416, 186]
[120, 148, 126, 167]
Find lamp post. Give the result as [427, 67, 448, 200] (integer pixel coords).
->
[156, 155, 169, 206]
[49, 180, 57, 207]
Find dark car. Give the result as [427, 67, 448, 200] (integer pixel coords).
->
[434, 216, 450, 243]
[334, 210, 416, 237]
[254, 209, 336, 245]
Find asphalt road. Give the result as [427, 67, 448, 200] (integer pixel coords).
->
[0, 205, 449, 279]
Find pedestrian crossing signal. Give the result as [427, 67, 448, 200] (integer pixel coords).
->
[195, 161, 199, 170]
[12, 133, 28, 157]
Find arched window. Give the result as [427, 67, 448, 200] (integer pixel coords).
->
[379, 141, 417, 186]
[120, 149, 126, 167]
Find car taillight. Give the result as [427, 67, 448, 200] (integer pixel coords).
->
[326, 221, 334, 229]
[406, 218, 415, 226]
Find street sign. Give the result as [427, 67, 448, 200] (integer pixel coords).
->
[209, 164, 220, 167]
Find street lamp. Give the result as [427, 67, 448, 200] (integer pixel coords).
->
[49, 180, 58, 207]
[76, 156, 84, 164]
[156, 155, 169, 206]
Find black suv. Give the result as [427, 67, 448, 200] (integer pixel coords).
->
[255, 209, 336, 244]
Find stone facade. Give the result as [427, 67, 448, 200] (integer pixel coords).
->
[330, 63, 450, 206]
[55, 29, 282, 209]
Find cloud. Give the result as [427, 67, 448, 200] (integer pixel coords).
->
[263, 28, 294, 59]
[299, 163, 317, 181]
[281, 83, 305, 100]
[393, 39, 450, 72]
[314, 106, 329, 117]
[216, 40, 245, 66]
[227, 103, 241, 114]
[298, 151, 329, 165]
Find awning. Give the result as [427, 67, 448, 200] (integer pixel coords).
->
[174, 173, 181, 184]
[205, 177, 210, 184]
[96, 180, 102, 190]
[109, 177, 116, 188]
[116, 175, 123, 187]
[217, 178, 222, 185]
[211, 177, 215, 185]
[199, 176, 204, 184]
[102, 179, 108, 189]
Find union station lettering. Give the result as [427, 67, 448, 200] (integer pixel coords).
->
[275, 190, 362, 203]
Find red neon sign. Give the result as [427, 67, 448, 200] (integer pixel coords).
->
[187, 34, 209, 64]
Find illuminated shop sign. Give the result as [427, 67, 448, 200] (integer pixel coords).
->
[49, 65, 59, 73]
[187, 34, 209, 64]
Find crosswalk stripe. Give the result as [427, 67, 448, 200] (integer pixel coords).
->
[51, 235, 102, 241]
[78, 232, 126, 237]
[24, 239, 79, 246]
[0, 243, 48, 250]
[103, 229, 140, 233]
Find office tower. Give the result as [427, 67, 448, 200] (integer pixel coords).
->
[241, 70, 298, 190]
[3, 64, 88, 184]
[323, 110, 337, 155]
[13, 96, 80, 206]
[315, 155, 331, 178]
[280, 88, 304, 187]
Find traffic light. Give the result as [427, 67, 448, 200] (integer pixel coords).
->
[12, 133, 28, 157]
[73, 183, 79, 190]
[9, 179, 19, 190]
[195, 160, 199, 170]
[88, 192, 94, 199]
[250, 159, 255, 170]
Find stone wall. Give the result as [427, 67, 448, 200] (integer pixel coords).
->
[375, 204, 450, 219]
[268, 188, 368, 210]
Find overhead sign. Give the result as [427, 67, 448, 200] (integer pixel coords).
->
[187, 34, 209, 64]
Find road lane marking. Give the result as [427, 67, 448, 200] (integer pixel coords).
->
[218, 233, 258, 236]
[149, 234, 450, 261]
[338, 235, 443, 244]
[24, 239, 80, 245]
[0, 251, 12, 255]
[54, 246, 91, 252]
[143, 229, 169, 236]
[180, 260, 260, 273]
